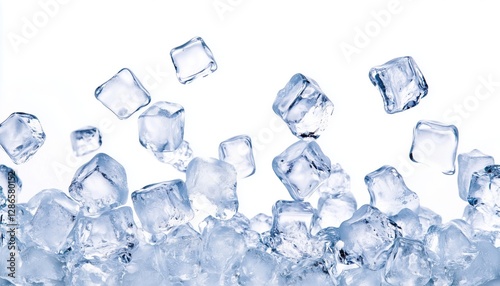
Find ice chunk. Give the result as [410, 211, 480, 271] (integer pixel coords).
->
[418, 206, 442, 236]
[238, 248, 281, 285]
[458, 149, 494, 201]
[95, 68, 151, 119]
[170, 37, 217, 84]
[317, 192, 357, 228]
[71, 126, 102, 157]
[365, 165, 420, 216]
[249, 213, 272, 234]
[468, 165, 500, 210]
[153, 140, 193, 172]
[69, 153, 128, 215]
[389, 208, 423, 240]
[272, 140, 331, 201]
[273, 73, 334, 139]
[286, 259, 335, 286]
[410, 120, 459, 175]
[384, 238, 431, 285]
[453, 240, 500, 285]
[0, 112, 45, 164]
[138, 101, 185, 152]
[201, 225, 246, 276]
[369, 56, 428, 114]
[318, 163, 350, 196]
[19, 247, 65, 285]
[339, 266, 383, 285]
[131, 179, 193, 234]
[186, 157, 238, 220]
[219, 135, 256, 178]
[68, 260, 124, 286]
[0, 165, 22, 209]
[122, 244, 165, 285]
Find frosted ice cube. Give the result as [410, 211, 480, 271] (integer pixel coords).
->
[458, 149, 494, 201]
[468, 165, 500, 210]
[70, 126, 102, 157]
[153, 140, 193, 172]
[384, 238, 431, 285]
[219, 135, 256, 178]
[170, 37, 217, 84]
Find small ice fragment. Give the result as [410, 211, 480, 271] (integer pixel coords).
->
[384, 238, 432, 285]
[71, 126, 102, 157]
[410, 120, 459, 175]
[369, 56, 428, 114]
[273, 73, 334, 139]
[0, 112, 46, 164]
[153, 140, 193, 172]
[317, 163, 350, 196]
[468, 165, 500, 209]
[170, 37, 217, 84]
[457, 149, 494, 201]
[95, 68, 151, 119]
[219, 135, 256, 178]
[0, 165, 22, 209]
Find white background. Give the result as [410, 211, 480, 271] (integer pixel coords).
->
[2, 0, 500, 223]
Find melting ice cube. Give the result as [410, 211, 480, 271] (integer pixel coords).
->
[170, 37, 217, 84]
[71, 126, 102, 157]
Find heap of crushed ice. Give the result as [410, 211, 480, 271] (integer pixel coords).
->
[0, 38, 499, 285]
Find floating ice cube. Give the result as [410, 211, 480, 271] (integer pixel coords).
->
[384, 238, 431, 285]
[95, 68, 151, 119]
[219, 135, 256, 178]
[138, 101, 185, 152]
[170, 37, 217, 84]
[19, 247, 65, 285]
[410, 120, 459, 175]
[273, 73, 334, 139]
[0, 165, 22, 209]
[153, 140, 193, 172]
[369, 56, 428, 114]
[286, 259, 335, 286]
[365, 165, 420, 216]
[131, 179, 193, 234]
[69, 153, 128, 215]
[468, 165, 500, 210]
[0, 112, 45, 164]
[458, 149, 494, 201]
[272, 140, 331, 201]
[70, 126, 102, 157]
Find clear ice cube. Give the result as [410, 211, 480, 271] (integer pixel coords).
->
[410, 120, 459, 175]
[68, 260, 124, 286]
[457, 149, 494, 201]
[19, 247, 65, 284]
[273, 73, 334, 139]
[138, 101, 185, 152]
[249, 213, 273, 234]
[201, 225, 246, 275]
[70, 126, 102, 157]
[238, 248, 281, 285]
[468, 165, 500, 210]
[389, 208, 423, 240]
[153, 140, 193, 172]
[463, 204, 500, 247]
[369, 56, 428, 114]
[0, 165, 22, 209]
[317, 192, 357, 228]
[94, 68, 151, 119]
[286, 259, 335, 286]
[69, 153, 128, 215]
[272, 140, 331, 201]
[219, 135, 256, 178]
[0, 112, 46, 164]
[384, 238, 432, 285]
[317, 163, 350, 196]
[170, 37, 217, 84]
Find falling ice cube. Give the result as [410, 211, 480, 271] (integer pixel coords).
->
[69, 153, 128, 215]
[273, 73, 334, 139]
[384, 238, 432, 285]
[369, 56, 428, 114]
[131, 179, 193, 234]
[410, 120, 459, 175]
[457, 149, 494, 201]
[95, 68, 151, 119]
[468, 165, 500, 209]
[153, 140, 193, 172]
[170, 37, 217, 84]
[70, 126, 102, 157]
[0, 165, 22, 209]
[0, 112, 45, 164]
[138, 101, 185, 152]
[219, 135, 256, 178]
[272, 140, 331, 201]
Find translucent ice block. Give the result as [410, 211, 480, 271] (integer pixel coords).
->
[457, 149, 494, 201]
[170, 37, 217, 84]
[70, 126, 102, 157]
[219, 135, 256, 178]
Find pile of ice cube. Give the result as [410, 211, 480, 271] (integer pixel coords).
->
[0, 37, 499, 285]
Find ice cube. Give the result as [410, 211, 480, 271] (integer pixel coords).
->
[238, 248, 281, 285]
[249, 213, 272, 234]
[131, 179, 193, 234]
[0, 112, 46, 164]
[339, 266, 383, 285]
[201, 225, 246, 275]
[468, 165, 500, 210]
[122, 244, 165, 285]
[68, 260, 124, 286]
[170, 37, 217, 84]
[365, 165, 420, 216]
[19, 247, 65, 285]
[318, 163, 350, 196]
[384, 238, 431, 285]
[272, 140, 331, 201]
[463, 204, 500, 247]
[453, 240, 500, 285]
[153, 140, 193, 172]
[418, 206, 442, 236]
[389, 208, 423, 240]
[317, 192, 357, 228]
[94, 68, 151, 119]
[70, 126, 102, 157]
[0, 165, 22, 209]
[369, 56, 428, 114]
[286, 259, 335, 286]
[219, 135, 256, 178]
[458, 149, 494, 201]
[273, 73, 334, 139]
[410, 120, 459, 175]
[185, 157, 238, 220]
[138, 101, 185, 152]
[69, 153, 128, 215]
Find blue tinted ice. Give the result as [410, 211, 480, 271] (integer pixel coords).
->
[219, 135, 256, 178]
[317, 192, 357, 229]
[0, 165, 22, 209]
[238, 248, 281, 285]
[468, 165, 500, 209]
[339, 267, 383, 285]
[249, 213, 272, 234]
[71, 126, 102, 157]
[153, 140, 193, 172]
[286, 259, 335, 286]
[464, 204, 500, 247]
[384, 238, 431, 285]
[369, 56, 428, 114]
[69, 153, 128, 215]
[19, 247, 65, 285]
[170, 37, 217, 84]
[68, 260, 124, 285]
[410, 120, 459, 175]
[458, 149, 494, 201]
[0, 112, 46, 164]
[95, 68, 151, 119]
[389, 208, 423, 240]
[273, 73, 334, 139]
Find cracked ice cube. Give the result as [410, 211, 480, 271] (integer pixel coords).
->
[272, 140, 331, 201]
[131, 179, 193, 234]
[365, 165, 420, 216]
[273, 73, 334, 139]
[138, 101, 185, 152]
[369, 56, 428, 114]
[468, 165, 500, 210]
[95, 68, 151, 119]
[71, 126, 102, 157]
[384, 238, 432, 285]
[458, 149, 494, 201]
[69, 153, 128, 215]
[0, 165, 22, 209]
[153, 140, 193, 172]
[0, 112, 45, 164]
[410, 120, 459, 175]
[219, 135, 255, 178]
[170, 37, 217, 84]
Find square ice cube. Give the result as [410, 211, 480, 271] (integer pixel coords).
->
[457, 149, 494, 201]
[70, 126, 102, 157]
[170, 37, 217, 84]
[219, 135, 256, 178]
[95, 68, 151, 119]
[384, 238, 432, 285]
[272, 200, 316, 234]
[0, 112, 46, 164]
[369, 56, 428, 114]
[273, 73, 334, 139]
[468, 165, 500, 209]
